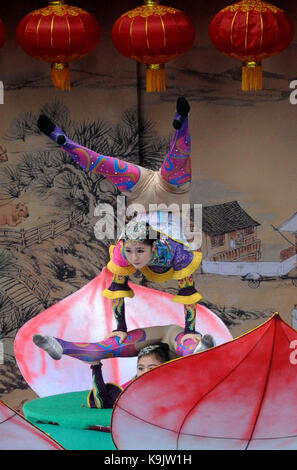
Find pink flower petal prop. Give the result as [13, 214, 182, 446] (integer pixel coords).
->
[112, 314, 297, 450]
[0, 400, 63, 450]
[14, 268, 231, 397]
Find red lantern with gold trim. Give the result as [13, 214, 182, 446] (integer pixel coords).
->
[112, 0, 195, 92]
[17, 0, 101, 91]
[209, 0, 294, 91]
[0, 18, 6, 50]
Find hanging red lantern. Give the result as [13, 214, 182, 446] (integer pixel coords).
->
[209, 0, 294, 91]
[0, 18, 6, 50]
[112, 0, 195, 93]
[17, 0, 101, 91]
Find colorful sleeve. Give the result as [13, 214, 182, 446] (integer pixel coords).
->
[102, 242, 136, 299]
[87, 363, 123, 409]
[171, 244, 203, 280]
[106, 242, 136, 277]
[183, 303, 198, 335]
[112, 297, 127, 332]
[172, 275, 202, 335]
[102, 273, 135, 300]
[172, 275, 202, 305]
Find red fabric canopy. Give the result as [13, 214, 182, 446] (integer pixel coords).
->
[112, 314, 297, 450]
[0, 400, 63, 450]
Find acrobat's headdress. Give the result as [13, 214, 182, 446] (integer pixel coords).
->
[125, 220, 150, 242]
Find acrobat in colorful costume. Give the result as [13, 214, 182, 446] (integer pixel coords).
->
[33, 325, 216, 408]
[87, 362, 124, 409]
[87, 342, 170, 409]
[102, 227, 202, 336]
[34, 323, 214, 368]
[37, 98, 202, 340]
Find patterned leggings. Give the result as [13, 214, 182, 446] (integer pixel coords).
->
[55, 324, 199, 364]
[48, 116, 191, 192]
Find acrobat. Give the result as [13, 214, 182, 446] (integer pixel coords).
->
[37, 98, 203, 344]
[33, 325, 215, 408]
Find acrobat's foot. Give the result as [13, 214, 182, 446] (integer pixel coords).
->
[173, 97, 190, 130]
[37, 115, 66, 145]
[194, 334, 216, 353]
[33, 334, 63, 360]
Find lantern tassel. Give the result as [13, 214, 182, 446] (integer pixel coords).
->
[51, 63, 70, 91]
[242, 61, 262, 92]
[146, 64, 166, 93]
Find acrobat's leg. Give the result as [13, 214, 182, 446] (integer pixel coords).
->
[55, 329, 146, 363]
[53, 325, 175, 363]
[37, 115, 141, 192]
[158, 324, 199, 357]
[33, 325, 181, 363]
[174, 330, 200, 357]
[160, 97, 191, 188]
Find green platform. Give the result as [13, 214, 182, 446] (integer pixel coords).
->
[23, 390, 117, 450]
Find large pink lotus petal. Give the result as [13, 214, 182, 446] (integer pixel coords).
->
[111, 314, 297, 450]
[14, 268, 231, 397]
[0, 401, 63, 450]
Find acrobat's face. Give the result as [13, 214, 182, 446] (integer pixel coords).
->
[123, 241, 154, 269]
[136, 354, 163, 377]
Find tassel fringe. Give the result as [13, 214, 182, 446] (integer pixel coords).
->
[242, 61, 262, 92]
[51, 63, 70, 91]
[146, 64, 166, 93]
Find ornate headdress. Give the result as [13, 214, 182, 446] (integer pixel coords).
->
[125, 220, 149, 242]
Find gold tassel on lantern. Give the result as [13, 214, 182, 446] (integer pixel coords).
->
[51, 63, 70, 91]
[146, 64, 166, 92]
[242, 61, 262, 92]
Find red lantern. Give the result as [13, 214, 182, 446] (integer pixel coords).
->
[17, 0, 101, 91]
[112, 0, 195, 93]
[209, 0, 294, 91]
[0, 18, 6, 50]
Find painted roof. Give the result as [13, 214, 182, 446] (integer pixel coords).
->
[203, 201, 260, 236]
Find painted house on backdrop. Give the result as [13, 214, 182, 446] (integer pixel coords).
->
[202, 201, 261, 262]
[278, 212, 297, 261]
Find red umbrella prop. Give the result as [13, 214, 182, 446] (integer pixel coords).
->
[112, 0, 195, 92]
[111, 313, 297, 450]
[0, 400, 63, 450]
[209, 0, 294, 91]
[17, 0, 101, 91]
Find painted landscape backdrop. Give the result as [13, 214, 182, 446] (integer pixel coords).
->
[0, 0, 296, 411]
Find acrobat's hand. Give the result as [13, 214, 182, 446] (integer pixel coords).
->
[173, 97, 190, 130]
[180, 332, 202, 345]
[37, 114, 66, 145]
[104, 330, 128, 344]
[90, 360, 102, 366]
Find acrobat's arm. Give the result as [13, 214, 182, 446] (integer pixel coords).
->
[102, 270, 136, 343]
[87, 362, 122, 409]
[37, 115, 140, 192]
[172, 273, 203, 344]
[112, 297, 127, 333]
